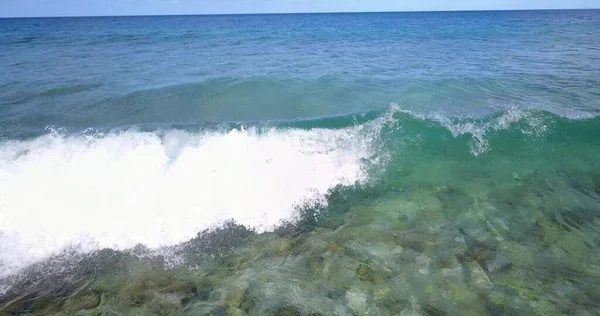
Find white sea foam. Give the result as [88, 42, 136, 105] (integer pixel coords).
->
[0, 123, 383, 278]
[435, 108, 548, 156]
[392, 104, 547, 156]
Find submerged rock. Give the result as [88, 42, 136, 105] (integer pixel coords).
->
[64, 293, 101, 312]
[345, 290, 368, 315]
[396, 230, 431, 253]
[0, 294, 63, 316]
[326, 288, 345, 300]
[484, 290, 516, 315]
[465, 262, 493, 291]
[227, 307, 245, 316]
[484, 252, 513, 273]
[210, 305, 228, 316]
[356, 264, 376, 283]
[457, 228, 497, 266]
[434, 250, 460, 269]
[273, 305, 302, 316]
[276, 238, 299, 257]
[222, 281, 249, 309]
[434, 186, 473, 216]
[421, 304, 448, 316]
[196, 278, 215, 301]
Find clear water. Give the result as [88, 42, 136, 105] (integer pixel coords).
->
[1, 10, 600, 315]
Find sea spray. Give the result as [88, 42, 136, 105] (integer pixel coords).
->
[0, 112, 397, 277]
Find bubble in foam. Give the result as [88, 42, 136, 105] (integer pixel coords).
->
[0, 120, 386, 277]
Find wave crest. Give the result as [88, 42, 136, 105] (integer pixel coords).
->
[0, 115, 392, 277]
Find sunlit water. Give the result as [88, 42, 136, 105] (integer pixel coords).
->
[1, 10, 600, 315]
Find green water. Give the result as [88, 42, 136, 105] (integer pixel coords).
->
[2, 109, 600, 315]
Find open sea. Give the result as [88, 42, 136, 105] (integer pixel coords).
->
[1, 10, 600, 315]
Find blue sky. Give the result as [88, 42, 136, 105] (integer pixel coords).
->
[1, 0, 598, 17]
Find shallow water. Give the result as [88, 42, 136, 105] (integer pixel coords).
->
[1, 10, 600, 316]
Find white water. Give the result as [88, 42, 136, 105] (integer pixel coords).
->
[0, 124, 380, 278]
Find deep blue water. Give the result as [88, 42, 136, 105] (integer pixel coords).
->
[1, 10, 599, 137]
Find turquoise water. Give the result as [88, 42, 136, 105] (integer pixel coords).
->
[1, 10, 600, 315]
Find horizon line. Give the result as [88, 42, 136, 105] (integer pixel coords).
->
[1, 7, 598, 19]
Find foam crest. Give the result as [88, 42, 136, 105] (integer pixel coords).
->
[391, 104, 548, 156]
[0, 124, 379, 277]
[436, 108, 549, 156]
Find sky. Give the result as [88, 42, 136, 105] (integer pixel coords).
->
[0, 0, 598, 17]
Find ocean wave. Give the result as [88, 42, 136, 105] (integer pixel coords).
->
[0, 112, 392, 278]
[1, 105, 599, 279]
[391, 106, 552, 156]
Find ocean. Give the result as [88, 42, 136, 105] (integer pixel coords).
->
[1, 10, 600, 315]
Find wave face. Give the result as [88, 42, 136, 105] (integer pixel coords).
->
[1, 105, 600, 279]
